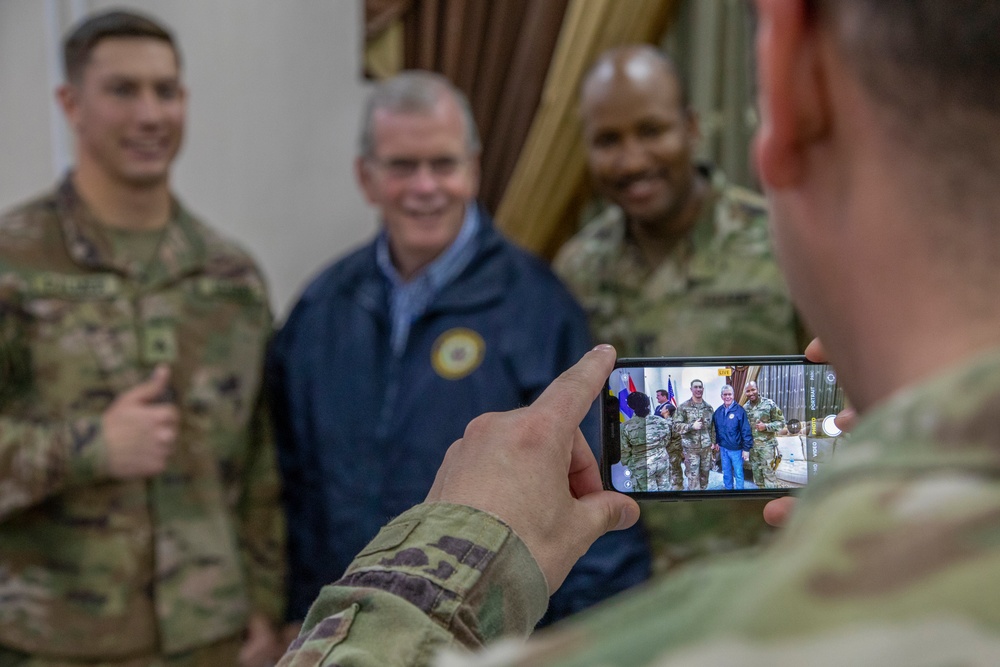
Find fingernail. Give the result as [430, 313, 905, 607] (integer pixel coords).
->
[614, 507, 632, 530]
[592, 344, 614, 352]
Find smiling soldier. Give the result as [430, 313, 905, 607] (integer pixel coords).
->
[0, 10, 285, 667]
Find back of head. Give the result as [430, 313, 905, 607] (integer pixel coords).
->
[358, 71, 481, 157]
[626, 391, 651, 418]
[816, 1, 1000, 188]
[63, 9, 179, 83]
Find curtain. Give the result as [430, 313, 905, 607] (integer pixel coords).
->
[365, 0, 410, 79]
[494, 0, 679, 259]
[729, 365, 749, 402]
[364, 0, 571, 215]
[664, 0, 757, 189]
[754, 365, 806, 423]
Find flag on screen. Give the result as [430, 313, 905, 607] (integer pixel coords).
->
[618, 371, 637, 421]
[666, 376, 677, 407]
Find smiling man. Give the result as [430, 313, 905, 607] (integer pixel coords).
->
[554, 44, 798, 358]
[0, 10, 285, 667]
[268, 71, 650, 637]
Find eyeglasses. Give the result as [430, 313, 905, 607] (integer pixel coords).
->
[368, 155, 467, 179]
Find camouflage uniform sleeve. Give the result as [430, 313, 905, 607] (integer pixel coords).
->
[673, 407, 694, 435]
[0, 287, 111, 521]
[0, 416, 110, 521]
[765, 401, 786, 432]
[277, 502, 548, 667]
[237, 378, 287, 623]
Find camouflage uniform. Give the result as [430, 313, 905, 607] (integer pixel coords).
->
[744, 395, 785, 488]
[0, 179, 285, 662]
[552, 169, 796, 358]
[663, 422, 684, 491]
[553, 168, 798, 572]
[673, 399, 715, 491]
[645, 415, 674, 492]
[276, 347, 1000, 666]
[620, 414, 671, 492]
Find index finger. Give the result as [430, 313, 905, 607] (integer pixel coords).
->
[531, 344, 617, 434]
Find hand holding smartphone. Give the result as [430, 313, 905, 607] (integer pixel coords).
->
[602, 355, 847, 499]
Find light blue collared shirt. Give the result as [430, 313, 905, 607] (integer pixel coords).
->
[376, 204, 480, 355]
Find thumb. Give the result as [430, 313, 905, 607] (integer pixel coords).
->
[576, 490, 641, 542]
[127, 364, 172, 403]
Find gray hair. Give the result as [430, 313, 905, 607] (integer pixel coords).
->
[358, 70, 481, 157]
[721, 385, 735, 396]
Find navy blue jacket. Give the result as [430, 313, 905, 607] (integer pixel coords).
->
[268, 208, 651, 624]
[712, 402, 753, 451]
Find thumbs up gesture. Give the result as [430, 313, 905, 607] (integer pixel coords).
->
[102, 365, 180, 479]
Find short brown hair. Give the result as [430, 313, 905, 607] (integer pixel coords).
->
[813, 1, 1000, 113]
[63, 10, 179, 83]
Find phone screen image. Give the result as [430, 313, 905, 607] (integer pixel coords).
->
[602, 356, 847, 499]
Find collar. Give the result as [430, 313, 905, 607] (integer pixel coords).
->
[54, 173, 207, 285]
[805, 346, 1000, 498]
[349, 205, 508, 318]
[375, 204, 480, 291]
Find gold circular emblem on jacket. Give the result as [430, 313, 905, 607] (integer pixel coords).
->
[431, 328, 485, 380]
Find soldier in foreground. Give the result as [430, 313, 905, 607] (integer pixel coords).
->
[277, 0, 1000, 663]
[743, 380, 786, 488]
[620, 391, 671, 491]
[0, 11, 284, 665]
[660, 402, 684, 490]
[674, 379, 714, 490]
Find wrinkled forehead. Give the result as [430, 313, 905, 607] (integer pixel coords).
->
[370, 102, 468, 155]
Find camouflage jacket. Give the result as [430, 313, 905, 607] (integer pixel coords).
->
[673, 398, 714, 450]
[620, 414, 671, 470]
[0, 178, 285, 658]
[744, 396, 785, 446]
[553, 169, 797, 357]
[277, 347, 1000, 666]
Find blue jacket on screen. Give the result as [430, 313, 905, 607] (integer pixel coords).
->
[268, 206, 651, 625]
[712, 402, 753, 451]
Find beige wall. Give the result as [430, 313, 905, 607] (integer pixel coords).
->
[0, 0, 376, 318]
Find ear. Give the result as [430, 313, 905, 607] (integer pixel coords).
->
[684, 107, 701, 148]
[752, 0, 829, 189]
[466, 152, 481, 199]
[355, 156, 379, 205]
[56, 83, 80, 129]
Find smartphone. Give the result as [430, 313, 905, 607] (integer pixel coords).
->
[601, 355, 847, 499]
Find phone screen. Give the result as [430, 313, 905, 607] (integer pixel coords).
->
[602, 356, 847, 499]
